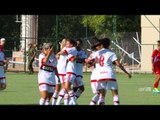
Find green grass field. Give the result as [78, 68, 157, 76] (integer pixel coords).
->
[0, 72, 160, 105]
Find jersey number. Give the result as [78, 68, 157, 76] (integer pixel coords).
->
[99, 55, 104, 67]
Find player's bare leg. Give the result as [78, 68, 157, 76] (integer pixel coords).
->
[97, 89, 106, 105]
[64, 93, 69, 105]
[52, 84, 61, 105]
[153, 74, 160, 93]
[111, 90, 119, 105]
[0, 84, 6, 90]
[39, 91, 48, 105]
[65, 80, 77, 105]
[56, 83, 66, 105]
[45, 93, 53, 105]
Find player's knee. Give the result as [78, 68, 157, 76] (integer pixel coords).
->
[55, 84, 61, 92]
[73, 87, 78, 92]
[42, 96, 48, 100]
[99, 89, 105, 97]
[0, 84, 6, 90]
[79, 86, 85, 92]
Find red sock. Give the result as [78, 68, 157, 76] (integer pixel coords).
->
[154, 81, 159, 88]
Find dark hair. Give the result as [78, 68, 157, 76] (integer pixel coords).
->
[157, 40, 160, 44]
[76, 39, 83, 44]
[101, 38, 111, 48]
[66, 38, 76, 46]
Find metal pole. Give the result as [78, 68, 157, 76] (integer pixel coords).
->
[112, 15, 117, 40]
[133, 37, 141, 61]
[132, 52, 134, 75]
[56, 15, 58, 52]
[111, 40, 140, 64]
[85, 16, 88, 72]
[86, 15, 88, 41]
[24, 15, 27, 72]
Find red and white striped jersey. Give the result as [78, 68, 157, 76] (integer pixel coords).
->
[38, 53, 57, 85]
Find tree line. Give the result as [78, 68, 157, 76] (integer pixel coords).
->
[0, 15, 140, 51]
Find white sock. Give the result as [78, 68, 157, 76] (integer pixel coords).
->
[97, 96, 105, 105]
[90, 93, 99, 105]
[39, 98, 46, 105]
[64, 93, 69, 105]
[52, 91, 59, 105]
[56, 89, 66, 105]
[75, 89, 83, 100]
[68, 90, 77, 105]
[45, 99, 50, 105]
[113, 95, 119, 105]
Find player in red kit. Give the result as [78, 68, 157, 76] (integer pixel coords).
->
[152, 40, 160, 93]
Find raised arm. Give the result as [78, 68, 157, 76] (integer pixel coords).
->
[42, 47, 53, 64]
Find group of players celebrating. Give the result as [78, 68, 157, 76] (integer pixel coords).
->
[1, 37, 160, 105]
[38, 38, 131, 105]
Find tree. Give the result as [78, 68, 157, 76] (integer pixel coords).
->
[82, 15, 140, 38]
[0, 15, 20, 51]
[38, 15, 93, 43]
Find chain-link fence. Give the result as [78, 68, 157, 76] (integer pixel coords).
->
[5, 32, 156, 73]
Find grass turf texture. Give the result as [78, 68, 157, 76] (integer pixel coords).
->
[0, 72, 159, 105]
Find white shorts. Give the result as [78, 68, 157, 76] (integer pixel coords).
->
[91, 80, 98, 94]
[58, 74, 66, 84]
[0, 77, 6, 84]
[97, 81, 118, 91]
[55, 75, 61, 85]
[91, 68, 97, 80]
[96, 69, 116, 82]
[73, 75, 84, 87]
[65, 72, 76, 84]
[39, 83, 55, 93]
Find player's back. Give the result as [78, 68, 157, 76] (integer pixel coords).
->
[66, 47, 77, 73]
[95, 48, 117, 72]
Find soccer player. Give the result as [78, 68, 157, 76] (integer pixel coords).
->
[151, 40, 160, 93]
[85, 46, 99, 105]
[65, 39, 77, 105]
[0, 38, 8, 93]
[56, 39, 78, 105]
[0, 52, 8, 93]
[72, 39, 87, 101]
[52, 39, 66, 105]
[86, 38, 131, 105]
[38, 43, 60, 105]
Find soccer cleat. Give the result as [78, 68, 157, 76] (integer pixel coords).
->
[153, 88, 160, 94]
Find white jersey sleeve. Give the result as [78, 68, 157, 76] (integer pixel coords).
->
[66, 47, 77, 61]
[110, 52, 118, 62]
[88, 51, 97, 60]
[39, 53, 45, 67]
[61, 47, 76, 56]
